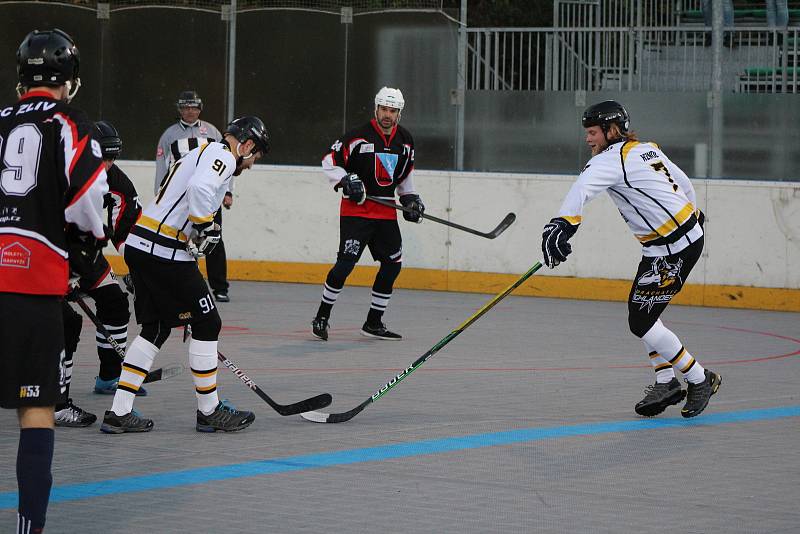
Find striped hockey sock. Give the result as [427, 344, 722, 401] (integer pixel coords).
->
[641, 320, 705, 384]
[190, 339, 219, 415]
[366, 290, 392, 325]
[96, 322, 126, 379]
[110, 336, 158, 416]
[644, 341, 675, 383]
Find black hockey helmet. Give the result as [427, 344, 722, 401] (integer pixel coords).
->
[224, 116, 270, 156]
[94, 120, 122, 159]
[176, 90, 202, 110]
[16, 29, 80, 90]
[582, 100, 630, 136]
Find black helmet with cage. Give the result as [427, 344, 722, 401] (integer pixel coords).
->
[582, 100, 630, 137]
[224, 116, 270, 157]
[16, 29, 81, 99]
[94, 120, 122, 160]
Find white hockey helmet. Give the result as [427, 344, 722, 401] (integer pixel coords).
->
[374, 86, 404, 112]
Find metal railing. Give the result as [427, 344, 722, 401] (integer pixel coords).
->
[467, 26, 799, 93]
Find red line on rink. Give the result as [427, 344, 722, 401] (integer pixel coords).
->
[73, 320, 797, 372]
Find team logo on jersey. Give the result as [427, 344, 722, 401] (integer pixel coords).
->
[360, 143, 374, 153]
[0, 242, 31, 269]
[375, 153, 398, 186]
[343, 239, 361, 256]
[631, 257, 684, 312]
[200, 125, 208, 135]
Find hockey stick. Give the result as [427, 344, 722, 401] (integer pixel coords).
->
[73, 295, 184, 384]
[300, 261, 543, 423]
[366, 195, 516, 239]
[217, 350, 332, 416]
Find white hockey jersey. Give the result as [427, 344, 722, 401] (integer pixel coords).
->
[126, 142, 236, 262]
[557, 139, 703, 257]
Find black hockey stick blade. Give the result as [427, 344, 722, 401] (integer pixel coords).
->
[73, 295, 176, 384]
[143, 364, 185, 384]
[217, 351, 332, 416]
[300, 261, 543, 423]
[365, 195, 516, 239]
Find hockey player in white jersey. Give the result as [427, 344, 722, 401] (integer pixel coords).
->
[101, 116, 270, 434]
[540, 100, 721, 418]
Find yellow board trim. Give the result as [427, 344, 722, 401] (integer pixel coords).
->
[105, 257, 800, 313]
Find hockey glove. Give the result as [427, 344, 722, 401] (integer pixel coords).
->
[187, 221, 222, 259]
[695, 209, 705, 229]
[334, 174, 366, 205]
[541, 217, 578, 268]
[399, 194, 425, 223]
[66, 225, 107, 280]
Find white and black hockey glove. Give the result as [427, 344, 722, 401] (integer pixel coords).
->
[334, 173, 366, 205]
[187, 221, 222, 259]
[399, 194, 425, 223]
[541, 217, 578, 268]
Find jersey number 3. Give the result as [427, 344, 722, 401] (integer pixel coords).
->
[0, 123, 42, 196]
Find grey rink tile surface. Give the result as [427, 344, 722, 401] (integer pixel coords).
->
[1, 280, 798, 533]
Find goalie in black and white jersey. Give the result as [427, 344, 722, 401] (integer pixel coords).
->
[540, 100, 721, 419]
[101, 116, 270, 434]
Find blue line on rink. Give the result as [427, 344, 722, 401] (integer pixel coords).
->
[1, 405, 799, 510]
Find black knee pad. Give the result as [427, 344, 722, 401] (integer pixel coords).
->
[62, 302, 82, 354]
[327, 260, 357, 287]
[91, 284, 130, 326]
[190, 311, 222, 341]
[140, 321, 172, 348]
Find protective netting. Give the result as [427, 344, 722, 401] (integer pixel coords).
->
[19, 0, 448, 12]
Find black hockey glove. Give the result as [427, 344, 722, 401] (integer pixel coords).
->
[66, 225, 107, 280]
[187, 221, 222, 259]
[399, 194, 425, 223]
[541, 217, 578, 268]
[696, 209, 705, 228]
[334, 174, 366, 205]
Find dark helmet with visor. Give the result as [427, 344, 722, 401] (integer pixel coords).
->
[176, 90, 203, 110]
[582, 100, 630, 136]
[224, 116, 270, 157]
[94, 120, 122, 160]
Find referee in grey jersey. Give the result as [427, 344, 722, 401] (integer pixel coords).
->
[154, 90, 232, 302]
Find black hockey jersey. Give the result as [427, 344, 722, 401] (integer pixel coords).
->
[0, 91, 108, 295]
[105, 164, 142, 252]
[322, 119, 416, 219]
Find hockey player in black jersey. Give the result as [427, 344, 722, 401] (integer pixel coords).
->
[1, 29, 108, 533]
[56, 120, 145, 428]
[311, 87, 424, 341]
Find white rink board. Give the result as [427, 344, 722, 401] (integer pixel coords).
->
[117, 161, 800, 289]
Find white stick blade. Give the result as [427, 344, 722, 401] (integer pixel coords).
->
[299, 410, 330, 423]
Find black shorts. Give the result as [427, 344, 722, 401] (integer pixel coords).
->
[125, 247, 219, 328]
[77, 254, 112, 291]
[338, 216, 402, 263]
[0, 293, 66, 408]
[628, 236, 704, 335]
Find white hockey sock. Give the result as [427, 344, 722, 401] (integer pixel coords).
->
[644, 340, 675, 383]
[641, 320, 705, 384]
[111, 336, 158, 416]
[190, 338, 219, 415]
